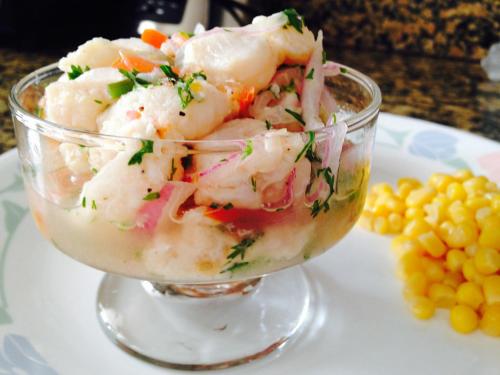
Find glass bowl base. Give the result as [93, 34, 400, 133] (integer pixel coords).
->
[96, 266, 312, 370]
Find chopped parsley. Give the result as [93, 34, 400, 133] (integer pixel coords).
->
[332, 112, 337, 124]
[119, 69, 151, 87]
[221, 262, 249, 273]
[68, 65, 89, 80]
[169, 158, 177, 180]
[311, 167, 335, 218]
[143, 191, 160, 201]
[283, 8, 304, 33]
[322, 51, 327, 64]
[94, 99, 103, 104]
[242, 140, 253, 160]
[340, 67, 348, 74]
[176, 71, 206, 109]
[159, 64, 179, 83]
[81, 196, 87, 208]
[285, 108, 305, 126]
[91, 200, 97, 210]
[298, 131, 322, 162]
[223, 202, 234, 210]
[91, 167, 98, 174]
[227, 237, 257, 261]
[128, 140, 154, 165]
[283, 79, 296, 93]
[306, 68, 314, 80]
[265, 120, 272, 130]
[251, 176, 257, 192]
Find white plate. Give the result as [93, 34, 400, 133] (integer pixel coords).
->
[0, 113, 499, 375]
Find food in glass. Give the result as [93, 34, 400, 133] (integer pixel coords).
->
[10, 9, 381, 369]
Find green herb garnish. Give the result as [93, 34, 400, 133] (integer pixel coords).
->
[265, 120, 272, 130]
[223, 202, 234, 210]
[322, 51, 327, 64]
[242, 139, 253, 160]
[283, 79, 296, 93]
[143, 191, 160, 201]
[332, 112, 337, 124]
[221, 261, 249, 273]
[306, 68, 314, 80]
[179, 31, 194, 39]
[295, 131, 320, 162]
[128, 140, 154, 165]
[169, 158, 177, 180]
[227, 237, 257, 260]
[209, 202, 220, 209]
[107, 79, 134, 99]
[311, 167, 335, 217]
[68, 65, 89, 80]
[81, 196, 87, 208]
[176, 71, 206, 109]
[91, 167, 98, 174]
[340, 67, 348, 74]
[91, 200, 97, 210]
[94, 99, 103, 104]
[251, 176, 257, 192]
[283, 8, 304, 33]
[160, 64, 179, 83]
[285, 108, 305, 126]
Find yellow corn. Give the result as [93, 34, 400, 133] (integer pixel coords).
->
[397, 182, 415, 200]
[464, 243, 478, 257]
[478, 215, 500, 250]
[358, 211, 374, 230]
[491, 194, 500, 213]
[450, 305, 479, 334]
[388, 213, 404, 233]
[398, 250, 423, 279]
[403, 218, 433, 238]
[428, 173, 455, 193]
[371, 183, 394, 196]
[446, 249, 468, 273]
[405, 207, 425, 220]
[474, 247, 500, 275]
[405, 271, 428, 296]
[463, 176, 488, 197]
[462, 259, 485, 285]
[447, 202, 473, 224]
[428, 283, 456, 308]
[422, 258, 445, 283]
[485, 181, 498, 192]
[397, 177, 422, 189]
[373, 216, 390, 234]
[423, 201, 447, 227]
[410, 296, 436, 320]
[442, 222, 478, 248]
[442, 272, 463, 289]
[406, 187, 436, 208]
[465, 196, 489, 211]
[446, 182, 467, 201]
[475, 207, 493, 228]
[456, 282, 484, 310]
[453, 169, 473, 182]
[418, 231, 447, 258]
[480, 303, 500, 337]
[483, 275, 500, 305]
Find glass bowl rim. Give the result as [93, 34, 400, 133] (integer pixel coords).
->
[9, 62, 382, 145]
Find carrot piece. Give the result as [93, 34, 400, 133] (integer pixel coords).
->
[112, 53, 157, 73]
[235, 86, 255, 116]
[141, 29, 168, 49]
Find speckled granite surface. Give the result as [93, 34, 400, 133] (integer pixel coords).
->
[0, 46, 499, 154]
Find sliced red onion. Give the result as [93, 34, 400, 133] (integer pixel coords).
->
[136, 183, 176, 231]
[198, 152, 240, 178]
[301, 31, 325, 130]
[262, 168, 296, 211]
[320, 88, 338, 118]
[323, 61, 341, 77]
[326, 117, 348, 189]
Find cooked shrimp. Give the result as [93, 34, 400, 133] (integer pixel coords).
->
[44, 68, 123, 132]
[58, 37, 166, 72]
[97, 81, 231, 140]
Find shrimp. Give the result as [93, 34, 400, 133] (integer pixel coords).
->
[176, 31, 278, 92]
[194, 123, 311, 209]
[97, 81, 231, 140]
[44, 68, 123, 132]
[58, 37, 166, 72]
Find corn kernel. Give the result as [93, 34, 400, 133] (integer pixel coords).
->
[397, 177, 422, 189]
[385, 197, 406, 214]
[428, 173, 455, 193]
[358, 211, 374, 230]
[480, 303, 500, 337]
[450, 305, 479, 334]
[453, 169, 473, 182]
[446, 182, 467, 201]
[364, 193, 377, 210]
[485, 181, 498, 192]
[478, 215, 500, 250]
[442, 222, 478, 248]
[447, 202, 473, 224]
[429, 283, 456, 308]
[443, 272, 464, 289]
[456, 282, 484, 310]
[423, 201, 447, 227]
[446, 249, 468, 272]
[410, 296, 436, 320]
[388, 213, 404, 233]
[422, 258, 445, 282]
[398, 251, 423, 278]
[465, 243, 478, 257]
[371, 183, 394, 196]
[462, 259, 485, 284]
[483, 275, 500, 305]
[397, 182, 415, 200]
[405, 207, 425, 220]
[403, 218, 433, 238]
[474, 247, 500, 275]
[406, 187, 436, 208]
[438, 220, 454, 238]
[373, 216, 390, 234]
[491, 194, 500, 213]
[465, 196, 489, 212]
[418, 231, 447, 258]
[391, 236, 423, 257]
[406, 271, 428, 295]
[463, 176, 488, 197]
[475, 207, 493, 228]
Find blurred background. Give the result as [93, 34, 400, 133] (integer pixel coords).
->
[0, 0, 499, 152]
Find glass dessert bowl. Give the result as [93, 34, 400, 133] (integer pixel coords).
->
[9, 10, 381, 370]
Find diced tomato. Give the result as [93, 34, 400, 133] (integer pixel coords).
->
[141, 29, 168, 49]
[112, 53, 157, 73]
[205, 207, 291, 230]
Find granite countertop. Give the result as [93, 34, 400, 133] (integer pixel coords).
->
[0, 47, 499, 154]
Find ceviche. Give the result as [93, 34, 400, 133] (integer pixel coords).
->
[18, 9, 374, 282]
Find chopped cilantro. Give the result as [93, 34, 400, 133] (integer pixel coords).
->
[306, 68, 314, 80]
[81, 196, 86, 208]
[340, 67, 348, 74]
[241, 139, 253, 160]
[311, 167, 335, 218]
[68, 65, 89, 80]
[251, 176, 257, 192]
[192, 71, 207, 80]
[169, 158, 177, 180]
[227, 237, 257, 260]
[295, 131, 320, 162]
[91, 167, 98, 174]
[128, 140, 154, 165]
[322, 50, 327, 64]
[143, 192, 160, 201]
[175, 71, 207, 109]
[94, 99, 103, 104]
[119, 69, 151, 87]
[91, 200, 97, 210]
[332, 112, 337, 124]
[285, 108, 305, 125]
[283, 8, 304, 33]
[159, 64, 179, 83]
[221, 261, 249, 273]
[223, 202, 234, 210]
[265, 120, 272, 130]
[283, 79, 296, 93]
